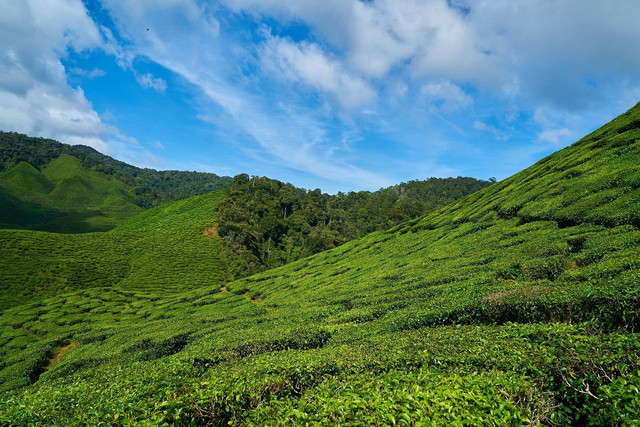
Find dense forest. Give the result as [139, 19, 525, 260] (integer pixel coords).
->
[0, 132, 231, 208]
[217, 174, 492, 276]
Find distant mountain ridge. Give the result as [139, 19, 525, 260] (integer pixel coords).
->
[0, 131, 490, 237]
[0, 131, 233, 209]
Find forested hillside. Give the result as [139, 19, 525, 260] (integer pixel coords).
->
[0, 175, 489, 308]
[0, 132, 487, 237]
[217, 174, 490, 276]
[0, 103, 638, 424]
[0, 131, 232, 210]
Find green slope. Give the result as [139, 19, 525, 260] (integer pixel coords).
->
[0, 131, 232, 211]
[1, 103, 640, 424]
[0, 191, 230, 309]
[0, 154, 144, 232]
[0, 159, 489, 308]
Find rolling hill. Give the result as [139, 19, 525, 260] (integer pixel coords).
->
[0, 131, 232, 232]
[0, 154, 143, 232]
[0, 142, 490, 310]
[0, 102, 639, 424]
[0, 177, 490, 310]
[0, 191, 230, 309]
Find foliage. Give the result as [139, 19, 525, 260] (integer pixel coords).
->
[0, 154, 143, 232]
[0, 191, 230, 309]
[217, 174, 490, 276]
[0, 102, 639, 424]
[0, 131, 232, 215]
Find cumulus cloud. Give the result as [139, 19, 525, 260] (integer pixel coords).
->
[465, 0, 640, 108]
[0, 0, 133, 153]
[223, 0, 500, 85]
[260, 36, 375, 109]
[135, 73, 167, 92]
[223, 0, 640, 112]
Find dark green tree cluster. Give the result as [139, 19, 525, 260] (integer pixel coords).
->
[217, 174, 491, 277]
[0, 132, 231, 208]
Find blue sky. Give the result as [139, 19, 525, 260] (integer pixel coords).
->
[2, 1, 640, 193]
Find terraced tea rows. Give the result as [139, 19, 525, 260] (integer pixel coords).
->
[1, 103, 639, 424]
[0, 191, 230, 308]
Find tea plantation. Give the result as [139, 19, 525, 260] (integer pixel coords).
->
[0, 154, 143, 232]
[0, 103, 639, 424]
[0, 191, 230, 309]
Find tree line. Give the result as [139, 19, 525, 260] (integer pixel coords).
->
[217, 174, 492, 277]
[0, 132, 231, 208]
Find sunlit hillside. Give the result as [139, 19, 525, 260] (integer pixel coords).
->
[0, 103, 638, 424]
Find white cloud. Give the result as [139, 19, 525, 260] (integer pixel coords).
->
[223, 0, 640, 112]
[421, 80, 472, 112]
[537, 128, 571, 145]
[465, 0, 640, 108]
[260, 36, 375, 109]
[0, 0, 135, 154]
[135, 72, 167, 92]
[100, 0, 392, 189]
[0, 82, 109, 152]
[223, 0, 500, 84]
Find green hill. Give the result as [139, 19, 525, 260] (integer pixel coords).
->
[0, 131, 232, 232]
[1, 103, 639, 424]
[0, 154, 144, 232]
[0, 191, 230, 309]
[0, 167, 488, 309]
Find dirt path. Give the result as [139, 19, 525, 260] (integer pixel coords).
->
[203, 223, 218, 237]
[45, 341, 77, 371]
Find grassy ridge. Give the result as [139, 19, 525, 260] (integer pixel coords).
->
[0, 131, 232, 210]
[0, 155, 143, 232]
[1, 103, 639, 424]
[403, 105, 640, 231]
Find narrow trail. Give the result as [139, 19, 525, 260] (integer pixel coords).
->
[45, 341, 77, 371]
